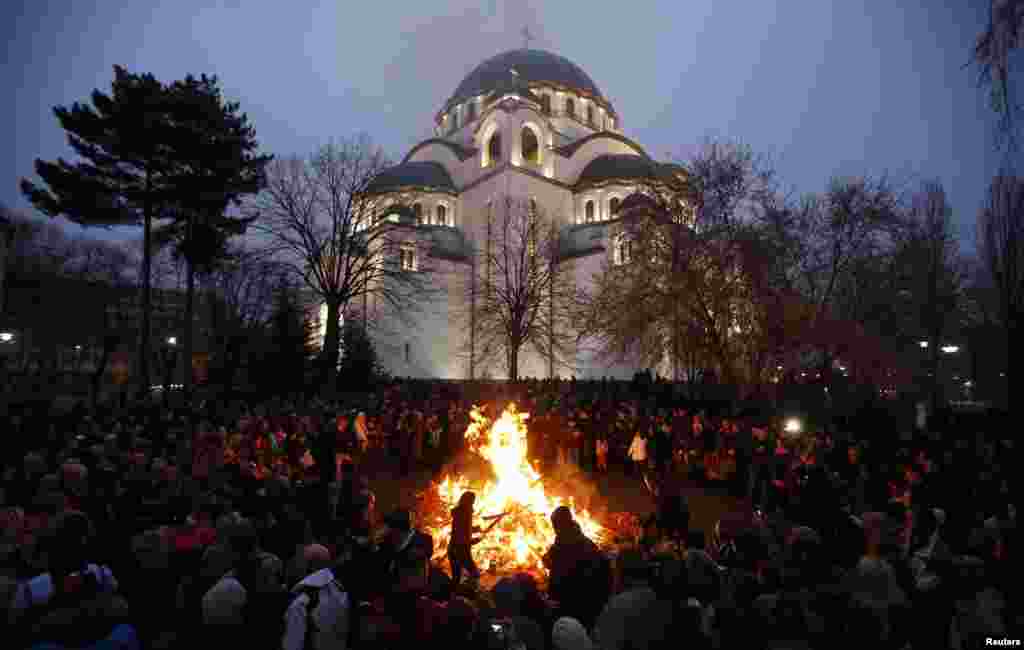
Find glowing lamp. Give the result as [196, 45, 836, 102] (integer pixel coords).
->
[166, 336, 177, 346]
[0, 332, 13, 343]
[941, 345, 959, 354]
[784, 418, 802, 434]
[918, 341, 929, 348]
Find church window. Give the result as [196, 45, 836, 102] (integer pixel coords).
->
[609, 197, 620, 218]
[412, 202, 423, 225]
[521, 126, 540, 165]
[486, 131, 502, 166]
[613, 234, 633, 266]
[608, 116, 615, 131]
[565, 97, 575, 118]
[585, 200, 595, 223]
[540, 94, 551, 115]
[436, 203, 447, 226]
[400, 243, 417, 271]
[587, 104, 594, 125]
[467, 100, 476, 122]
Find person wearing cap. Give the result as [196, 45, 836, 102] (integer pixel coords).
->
[360, 528, 448, 648]
[375, 509, 433, 593]
[551, 616, 595, 650]
[283, 544, 349, 650]
[543, 506, 611, 630]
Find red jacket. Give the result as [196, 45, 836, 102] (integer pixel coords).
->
[363, 594, 450, 646]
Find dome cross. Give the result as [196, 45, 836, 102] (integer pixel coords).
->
[521, 26, 534, 49]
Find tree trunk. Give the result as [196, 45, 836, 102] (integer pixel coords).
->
[184, 245, 195, 409]
[137, 171, 153, 400]
[321, 299, 342, 395]
[90, 346, 112, 410]
[928, 332, 941, 420]
[508, 343, 520, 382]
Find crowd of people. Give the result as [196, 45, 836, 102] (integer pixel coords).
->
[0, 378, 1018, 649]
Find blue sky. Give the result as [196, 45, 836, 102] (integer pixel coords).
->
[2, 0, 1001, 253]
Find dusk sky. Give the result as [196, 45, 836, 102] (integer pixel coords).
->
[3, 0, 1001, 254]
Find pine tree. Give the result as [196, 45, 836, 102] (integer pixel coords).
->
[21, 66, 182, 397]
[152, 72, 271, 404]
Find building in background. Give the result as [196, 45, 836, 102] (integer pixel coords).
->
[362, 48, 688, 379]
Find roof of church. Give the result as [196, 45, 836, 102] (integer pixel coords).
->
[575, 154, 670, 188]
[554, 131, 649, 158]
[402, 139, 478, 164]
[365, 161, 456, 195]
[444, 49, 611, 114]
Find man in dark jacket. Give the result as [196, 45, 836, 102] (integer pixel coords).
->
[542, 506, 611, 630]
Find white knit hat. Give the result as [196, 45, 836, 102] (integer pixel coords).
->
[552, 617, 594, 650]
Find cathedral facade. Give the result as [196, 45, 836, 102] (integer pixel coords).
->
[358, 49, 676, 380]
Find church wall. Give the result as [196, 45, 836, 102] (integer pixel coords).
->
[366, 257, 467, 380]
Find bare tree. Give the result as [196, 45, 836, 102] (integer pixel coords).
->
[894, 182, 969, 410]
[201, 243, 283, 395]
[579, 140, 790, 394]
[785, 177, 903, 379]
[252, 136, 441, 390]
[460, 197, 576, 380]
[978, 175, 1024, 407]
[973, 0, 1024, 151]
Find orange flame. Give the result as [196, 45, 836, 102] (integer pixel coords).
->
[422, 404, 607, 574]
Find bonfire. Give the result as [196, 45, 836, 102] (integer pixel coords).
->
[417, 404, 635, 580]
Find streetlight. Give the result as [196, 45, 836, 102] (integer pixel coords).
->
[167, 336, 177, 346]
[0, 332, 13, 343]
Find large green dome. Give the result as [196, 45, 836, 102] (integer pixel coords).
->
[443, 49, 613, 114]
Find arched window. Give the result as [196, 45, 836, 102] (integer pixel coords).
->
[529, 198, 537, 214]
[521, 126, 540, 165]
[585, 200, 595, 223]
[609, 197, 620, 218]
[565, 97, 575, 118]
[613, 234, 633, 266]
[587, 104, 594, 125]
[486, 131, 502, 166]
[608, 116, 615, 131]
[436, 203, 447, 226]
[400, 243, 417, 271]
[466, 101, 476, 122]
[540, 94, 551, 115]
[412, 203, 423, 224]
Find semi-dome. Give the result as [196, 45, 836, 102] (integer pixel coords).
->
[365, 161, 456, 195]
[576, 154, 670, 188]
[443, 49, 613, 115]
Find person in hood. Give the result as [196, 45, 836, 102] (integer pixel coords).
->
[283, 544, 349, 650]
[543, 506, 611, 630]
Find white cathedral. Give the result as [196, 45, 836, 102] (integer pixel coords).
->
[349, 48, 679, 380]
